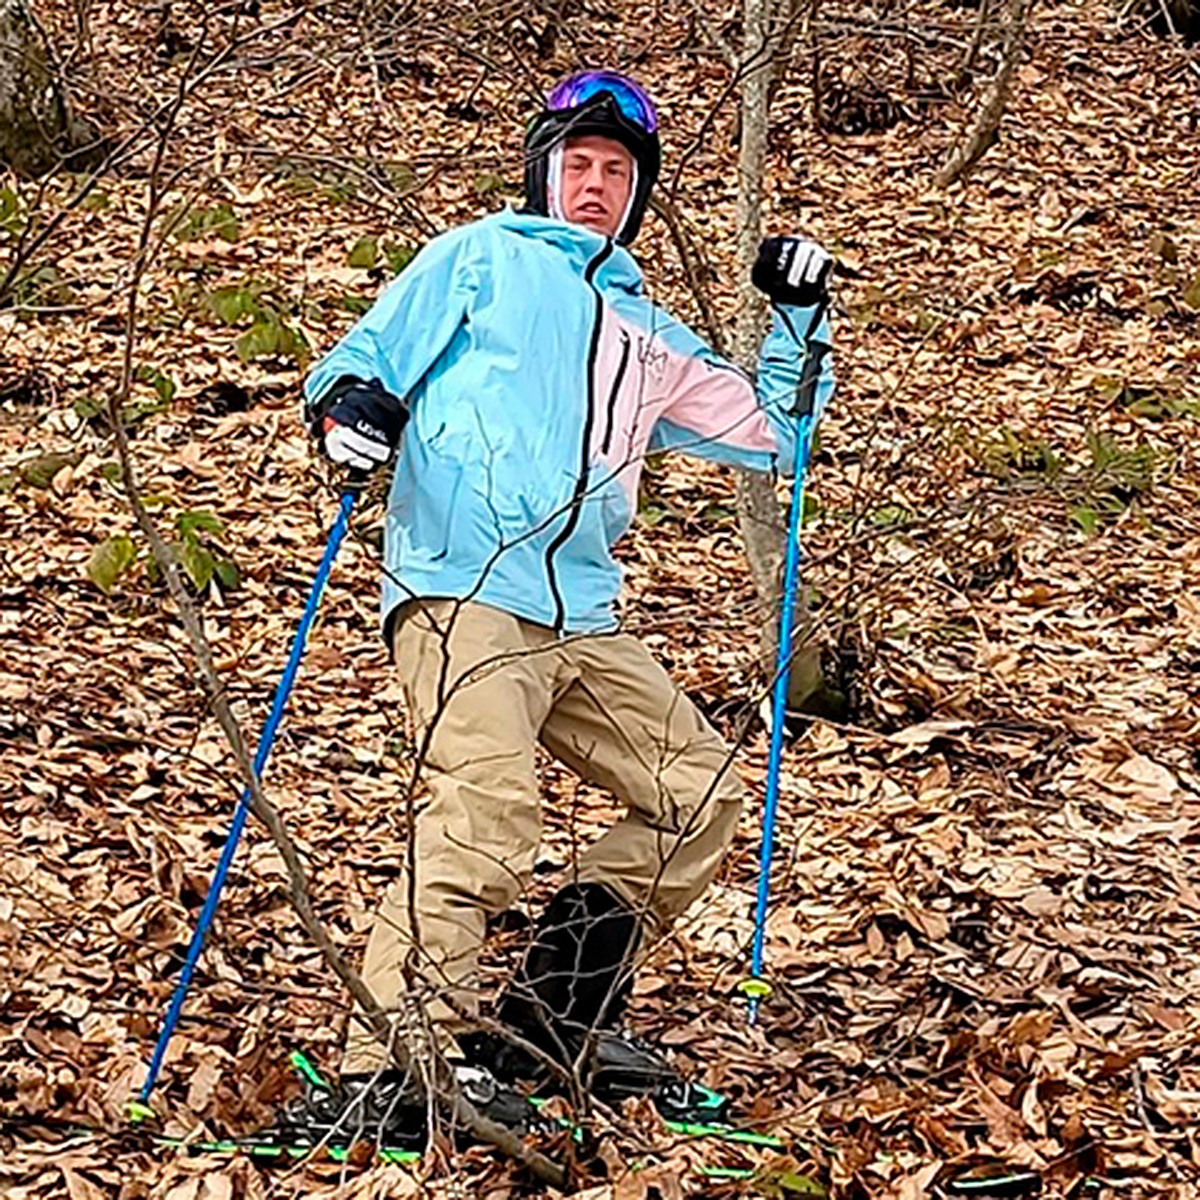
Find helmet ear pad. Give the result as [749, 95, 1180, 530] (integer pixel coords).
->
[524, 104, 660, 245]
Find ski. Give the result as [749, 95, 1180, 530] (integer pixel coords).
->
[158, 1132, 422, 1166]
[657, 1106, 787, 1148]
[133, 1048, 787, 1170]
[32, 1046, 793, 1186]
[286, 1048, 787, 1151]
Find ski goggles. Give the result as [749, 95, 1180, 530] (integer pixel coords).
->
[545, 70, 658, 134]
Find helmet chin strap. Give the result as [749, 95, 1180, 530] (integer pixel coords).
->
[546, 143, 639, 242]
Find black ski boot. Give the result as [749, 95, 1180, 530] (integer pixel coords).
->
[497, 882, 640, 1062]
[586, 1030, 730, 1123]
[276, 1068, 426, 1149]
[276, 1062, 548, 1149]
[452, 1063, 559, 1134]
[476, 882, 726, 1123]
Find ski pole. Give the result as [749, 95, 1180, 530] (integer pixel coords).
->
[738, 300, 831, 1025]
[131, 483, 360, 1116]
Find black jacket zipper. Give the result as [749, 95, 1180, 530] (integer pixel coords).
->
[601, 330, 631, 455]
[544, 240, 614, 634]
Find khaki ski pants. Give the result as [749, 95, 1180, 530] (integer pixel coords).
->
[342, 599, 745, 1074]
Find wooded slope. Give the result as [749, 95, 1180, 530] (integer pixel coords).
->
[1, 0, 1198, 1194]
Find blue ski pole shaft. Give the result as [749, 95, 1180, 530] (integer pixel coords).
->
[134, 487, 358, 1110]
[740, 301, 831, 1024]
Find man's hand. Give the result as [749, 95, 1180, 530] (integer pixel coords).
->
[752, 237, 832, 308]
[306, 378, 408, 473]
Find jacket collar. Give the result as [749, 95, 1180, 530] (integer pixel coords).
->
[490, 207, 644, 295]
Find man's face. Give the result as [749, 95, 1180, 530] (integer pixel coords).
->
[559, 135, 634, 238]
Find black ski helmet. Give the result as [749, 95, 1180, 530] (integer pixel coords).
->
[524, 69, 661, 245]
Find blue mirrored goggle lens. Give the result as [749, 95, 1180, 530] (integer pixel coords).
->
[546, 71, 658, 133]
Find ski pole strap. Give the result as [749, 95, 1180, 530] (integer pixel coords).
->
[342, 466, 371, 494]
[790, 339, 831, 418]
[787, 293, 831, 417]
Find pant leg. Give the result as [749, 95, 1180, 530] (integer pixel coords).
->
[343, 600, 555, 1074]
[538, 633, 745, 929]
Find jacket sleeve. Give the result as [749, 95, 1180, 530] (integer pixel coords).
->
[303, 225, 481, 410]
[648, 302, 835, 476]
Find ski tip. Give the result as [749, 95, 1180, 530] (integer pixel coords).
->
[736, 977, 774, 1001]
[126, 1099, 157, 1124]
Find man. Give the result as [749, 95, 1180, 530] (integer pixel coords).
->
[297, 69, 834, 1140]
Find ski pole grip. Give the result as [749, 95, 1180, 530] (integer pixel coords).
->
[787, 291, 831, 418]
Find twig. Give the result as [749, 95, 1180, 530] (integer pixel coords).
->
[112, 277, 569, 1197]
[951, 0, 997, 86]
[649, 193, 728, 355]
[1152, 0, 1200, 81]
[665, 65, 744, 200]
[1155, 0, 1179, 37]
[1132, 1060, 1186, 1184]
[677, 0, 739, 66]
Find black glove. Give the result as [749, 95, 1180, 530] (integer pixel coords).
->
[305, 377, 408, 473]
[752, 237, 833, 308]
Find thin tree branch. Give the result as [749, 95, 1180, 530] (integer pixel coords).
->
[649, 193, 728, 355]
[937, 0, 1036, 186]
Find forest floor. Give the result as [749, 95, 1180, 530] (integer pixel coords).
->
[1, 0, 1199, 1195]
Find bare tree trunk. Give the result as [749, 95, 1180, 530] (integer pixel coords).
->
[732, 0, 778, 641]
[0, 0, 101, 177]
[733, 0, 842, 717]
[734, 0, 785, 683]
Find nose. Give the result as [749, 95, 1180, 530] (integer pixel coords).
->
[582, 162, 606, 193]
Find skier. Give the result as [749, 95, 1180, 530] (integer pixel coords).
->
[295, 69, 835, 1141]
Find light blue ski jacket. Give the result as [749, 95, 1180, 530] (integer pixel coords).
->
[305, 208, 834, 636]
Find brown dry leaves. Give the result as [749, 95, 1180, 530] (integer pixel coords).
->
[3, 0, 1200, 1195]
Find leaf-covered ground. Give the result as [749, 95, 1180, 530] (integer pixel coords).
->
[2, 0, 1198, 1195]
